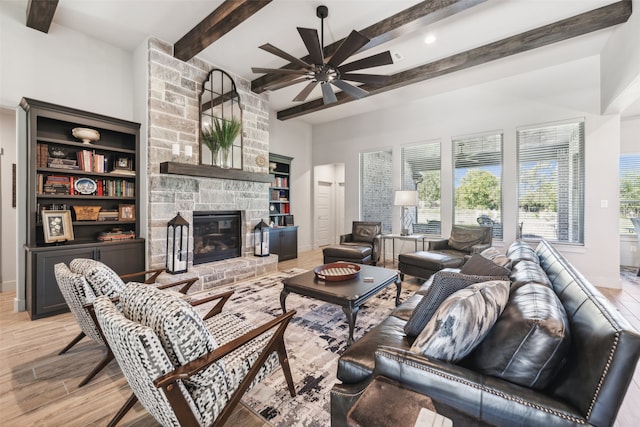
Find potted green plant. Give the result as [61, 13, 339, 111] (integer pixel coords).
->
[201, 124, 221, 166]
[210, 117, 241, 168]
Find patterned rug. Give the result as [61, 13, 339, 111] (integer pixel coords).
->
[193, 268, 417, 426]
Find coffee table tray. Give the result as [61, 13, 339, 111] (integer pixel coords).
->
[313, 262, 361, 281]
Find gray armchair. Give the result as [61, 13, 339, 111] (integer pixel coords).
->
[323, 221, 382, 265]
[398, 224, 493, 279]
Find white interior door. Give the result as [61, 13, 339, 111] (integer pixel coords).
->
[316, 180, 333, 246]
[337, 182, 345, 239]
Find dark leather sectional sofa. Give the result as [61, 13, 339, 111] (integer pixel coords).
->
[331, 239, 640, 427]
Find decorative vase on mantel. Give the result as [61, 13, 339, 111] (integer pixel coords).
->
[201, 125, 220, 167]
[220, 146, 232, 169]
[212, 117, 242, 169]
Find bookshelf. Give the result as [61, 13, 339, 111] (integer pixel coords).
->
[268, 153, 297, 261]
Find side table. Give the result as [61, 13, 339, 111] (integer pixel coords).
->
[381, 234, 433, 266]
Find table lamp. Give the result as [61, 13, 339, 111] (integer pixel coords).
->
[394, 190, 418, 236]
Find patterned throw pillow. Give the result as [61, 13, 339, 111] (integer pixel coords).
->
[404, 271, 509, 337]
[410, 280, 510, 362]
[480, 247, 512, 269]
[70, 258, 126, 299]
[460, 254, 511, 277]
[120, 282, 219, 367]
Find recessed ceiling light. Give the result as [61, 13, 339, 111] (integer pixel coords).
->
[393, 52, 404, 62]
[424, 34, 437, 45]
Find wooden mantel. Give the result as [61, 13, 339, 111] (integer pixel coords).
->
[159, 161, 273, 183]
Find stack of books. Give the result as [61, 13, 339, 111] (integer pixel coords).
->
[42, 175, 71, 195]
[48, 158, 79, 170]
[97, 229, 136, 241]
[97, 210, 119, 221]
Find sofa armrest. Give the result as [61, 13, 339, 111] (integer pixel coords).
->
[340, 233, 354, 244]
[427, 239, 450, 251]
[373, 347, 586, 426]
[470, 243, 491, 254]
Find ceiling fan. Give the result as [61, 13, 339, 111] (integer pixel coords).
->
[251, 5, 393, 105]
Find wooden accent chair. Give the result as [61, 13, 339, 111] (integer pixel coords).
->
[54, 259, 198, 387]
[93, 282, 297, 427]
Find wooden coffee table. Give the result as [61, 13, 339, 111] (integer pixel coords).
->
[280, 264, 401, 345]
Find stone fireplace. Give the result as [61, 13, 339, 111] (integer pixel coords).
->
[145, 38, 278, 290]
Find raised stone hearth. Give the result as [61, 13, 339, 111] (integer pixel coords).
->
[145, 37, 275, 286]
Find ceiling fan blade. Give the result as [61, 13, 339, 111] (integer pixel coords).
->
[259, 43, 312, 69]
[341, 73, 392, 86]
[338, 51, 394, 73]
[297, 27, 324, 65]
[327, 30, 370, 68]
[252, 67, 308, 75]
[331, 80, 368, 99]
[293, 81, 319, 102]
[264, 77, 308, 91]
[321, 82, 338, 104]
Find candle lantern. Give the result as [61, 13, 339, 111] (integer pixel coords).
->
[167, 212, 189, 274]
[253, 219, 270, 257]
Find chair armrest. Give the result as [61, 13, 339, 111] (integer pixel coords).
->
[470, 243, 491, 254]
[372, 347, 583, 425]
[188, 290, 234, 320]
[155, 277, 198, 294]
[119, 267, 166, 284]
[371, 234, 382, 262]
[428, 239, 449, 251]
[340, 233, 354, 244]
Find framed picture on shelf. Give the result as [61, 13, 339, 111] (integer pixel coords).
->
[42, 210, 74, 243]
[118, 204, 135, 221]
[114, 156, 132, 171]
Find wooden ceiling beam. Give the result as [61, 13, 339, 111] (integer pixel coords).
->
[277, 0, 632, 121]
[251, 0, 487, 94]
[26, 0, 58, 33]
[174, 0, 272, 62]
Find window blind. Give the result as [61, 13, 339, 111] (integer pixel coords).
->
[401, 141, 441, 234]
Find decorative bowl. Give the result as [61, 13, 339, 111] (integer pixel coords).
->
[72, 127, 100, 144]
[314, 262, 361, 282]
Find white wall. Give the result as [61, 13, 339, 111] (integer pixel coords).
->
[313, 55, 622, 288]
[269, 112, 313, 252]
[620, 116, 640, 268]
[0, 108, 17, 291]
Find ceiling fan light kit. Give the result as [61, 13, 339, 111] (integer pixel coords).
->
[252, 5, 393, 105]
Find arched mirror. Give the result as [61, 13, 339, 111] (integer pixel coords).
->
[200, 69, 243, 169]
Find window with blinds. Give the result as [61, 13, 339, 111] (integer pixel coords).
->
[517, 119, 584, 243]
[620, 153, 640, 235]
[401, 141, 441, 235]
[360, 149, 393, 233]
[453, 132, 503, 239]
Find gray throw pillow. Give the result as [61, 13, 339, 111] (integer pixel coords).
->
[469, 283, 570, 390]
[404, 271, 508, 337]
[460, 254, 511, 277]
[410, 280, 510, 362]
[480, 247, 512, 269]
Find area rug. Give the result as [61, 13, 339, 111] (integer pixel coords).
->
[193, 268, 417, 427]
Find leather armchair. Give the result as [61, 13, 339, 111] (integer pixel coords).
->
[323, 221, 382, 265]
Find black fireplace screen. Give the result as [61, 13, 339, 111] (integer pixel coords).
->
[193, 211, 241, 264]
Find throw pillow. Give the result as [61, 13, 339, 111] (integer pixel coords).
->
[507, 240, 539, 266]
[410, 280, 510, 362]
[120, 283, 219, 367]
[468, 283, 570, 390]
[509, 260, 553, 291]
[480, 247, 512, 269]
[460, 254, 511, 277]
[404, 271, 509, 337]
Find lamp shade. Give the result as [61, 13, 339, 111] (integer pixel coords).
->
[394, 190, 418, 206]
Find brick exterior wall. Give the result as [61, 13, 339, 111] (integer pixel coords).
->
[146, 38, 277, 290]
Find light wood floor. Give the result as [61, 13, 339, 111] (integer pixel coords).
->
[0, 249, 638, 426]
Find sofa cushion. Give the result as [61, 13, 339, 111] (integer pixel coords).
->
[410, 280, 510, 362]
[510, 260, 553, 291]
[507, 241, 539, 266]
[480, 247, 512, 269]
[120, 282, 219, 367]
[448, 225, 491, 252]
[460, 254, 511, 277]
[404, 271, 509, 337]
[468, 282, 570, 390]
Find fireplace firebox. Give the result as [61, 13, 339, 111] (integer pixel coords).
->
[193, 211, 241, 264]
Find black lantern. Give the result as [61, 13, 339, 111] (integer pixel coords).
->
[167, 212, 189, 274]
[253, 219, 270, 257]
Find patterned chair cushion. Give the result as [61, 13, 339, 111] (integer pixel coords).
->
[93, 295, 197, 427]
[460, 254, 511, 277]
[480, 247, 512, 269]
[410, 280, 510, 362]
[70, 258, 126, 299]
[404, 271, 509, 337]
[120, 283, 219, 367]
[54, 263, 104, 344]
